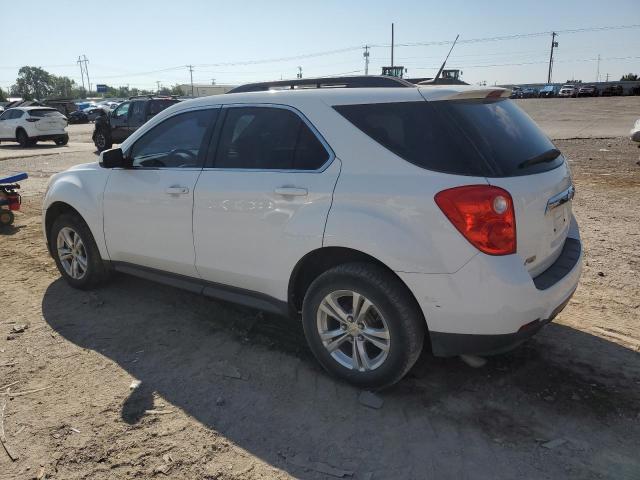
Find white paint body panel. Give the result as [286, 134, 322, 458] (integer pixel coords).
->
[103, 169, 202, 277]
[399, 216, 582, 335]
[42, 162, 110, 258]
[193, 160, 340, 300]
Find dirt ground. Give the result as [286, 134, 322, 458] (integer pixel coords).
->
[1, 100, 639, 479]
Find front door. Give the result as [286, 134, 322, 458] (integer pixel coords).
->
[110, 101, 130, 144]
[193, 105, 340, 301]
[103, 107, 219, 277]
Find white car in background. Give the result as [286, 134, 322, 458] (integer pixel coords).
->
[0, 107, 69, 147]
[42, 78, 582, 388]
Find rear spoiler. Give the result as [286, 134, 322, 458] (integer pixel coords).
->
[418, 87, 511, 101]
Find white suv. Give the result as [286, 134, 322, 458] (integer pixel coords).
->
[0, 107, 69, 147]
[43, 78, 582, 388]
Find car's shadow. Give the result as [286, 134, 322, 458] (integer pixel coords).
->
[0, 144, 63, 150]
[42, 275, 640, 478]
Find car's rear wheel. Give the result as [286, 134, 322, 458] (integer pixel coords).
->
[94, 129, 112, 152]
[16, 129, 29, 148]
[55, 134, 69, 146]
[50, 213, 110, 289]
[302, 262, 425, 390]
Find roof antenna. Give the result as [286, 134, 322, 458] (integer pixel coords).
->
[427, 34, 460, 84]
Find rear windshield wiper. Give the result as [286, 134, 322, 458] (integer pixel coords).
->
[518, 148, 561, 169]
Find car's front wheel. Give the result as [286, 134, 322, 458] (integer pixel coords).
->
[94, 129, 112, 152]
[50, 213, 110, 289]
[302, 263, 425, 390]
[16, 129, 29, 148]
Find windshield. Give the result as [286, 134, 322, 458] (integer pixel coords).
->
[334, 98, 564, 177]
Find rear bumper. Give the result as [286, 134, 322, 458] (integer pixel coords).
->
[32, 133, 67, 141]
[399, 216, 583, 357]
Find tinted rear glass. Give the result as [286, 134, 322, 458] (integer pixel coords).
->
[149, 99, 179, 116]
[29, 109, 64, 118]
[334, 99, 563, 177]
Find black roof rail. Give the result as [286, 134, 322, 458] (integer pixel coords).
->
[226, 75, 415, 94]
[127, 94, 179, 100]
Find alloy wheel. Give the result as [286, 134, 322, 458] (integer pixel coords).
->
[56, 227, 88, 280]
[316, 290, 390, 371]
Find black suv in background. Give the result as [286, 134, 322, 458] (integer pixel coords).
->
[93, 96, 180, 151]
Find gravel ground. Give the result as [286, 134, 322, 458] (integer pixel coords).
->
[0, 99, 639, 479]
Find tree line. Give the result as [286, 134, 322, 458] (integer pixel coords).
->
[1, 66, 183, 101]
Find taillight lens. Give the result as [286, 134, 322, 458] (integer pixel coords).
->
[435, 185, 516, 255]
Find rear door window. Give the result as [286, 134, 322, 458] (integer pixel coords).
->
[334, 99, 563, 177]
[214, 106, 329, 170]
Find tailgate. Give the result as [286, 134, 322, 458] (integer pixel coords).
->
[487, 161, 573, 277]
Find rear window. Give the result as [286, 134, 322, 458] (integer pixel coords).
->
[28, 109, 64, 118]
[149, 99, 179, 116]
[334, 99, 563, 177]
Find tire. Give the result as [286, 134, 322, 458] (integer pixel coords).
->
[94, 129, 112, 152]
[302, 262, 425, 390]
[0, 209, 14, 227]
[50, 213, 110, 289]
[55, 134, 69, 146]
[16, 129, 29, 148]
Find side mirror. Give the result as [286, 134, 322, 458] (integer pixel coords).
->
[100, 148, 130, 168]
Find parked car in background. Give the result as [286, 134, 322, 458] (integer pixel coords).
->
[509, 86, 522, 99]
[538, 85, 557, 98]
[601, 84, 623, 96]
[0, 107, 68, 147]
[558, 85, 577, 97]
[520, 87, 538, 98]
[577, 85, 598, 97]
[44, 80, 582, 388]
[630, 119, 640, 142]
[68, 110, 89, 124]
[83, 106, 108, 122]
[92, 96, 180, 151]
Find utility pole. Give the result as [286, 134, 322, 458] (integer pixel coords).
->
[391, 23, 395, 67]
[547, 32, 558, 84]
[156, 81, 161, 93]
[81, 55, 91, 94]
[606, 73, 610, 82]
[363, 45, 370, 75]
[297, 66, 302, 79]
[596, 54, 601, 82]
[187, 65, 194, 96]
[77, 56, 86, 93]
[211, 78, 216, 85]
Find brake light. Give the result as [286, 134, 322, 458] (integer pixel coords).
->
[435, 185, 516, 255]
[7, 193, 21, 211]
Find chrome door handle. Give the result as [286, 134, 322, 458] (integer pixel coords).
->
[274, 187, 308, 197]
[165, 186, 189, 195]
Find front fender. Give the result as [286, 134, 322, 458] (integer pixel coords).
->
[43, 164, 110, 260]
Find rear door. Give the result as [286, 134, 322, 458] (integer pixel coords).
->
[193, 104, 339, 300]
[129, 100, 147, 135]
[110, 101, 130, 143]
[103, 107, 219, 277]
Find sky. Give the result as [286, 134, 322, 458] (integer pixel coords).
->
[1, 0, 639, 93]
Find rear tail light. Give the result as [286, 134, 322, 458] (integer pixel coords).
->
[435, 185, 516, 255]
[26, 117, 40, 122]
[7, 193, 21, 211]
